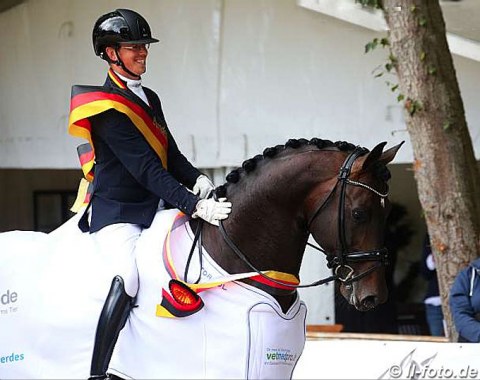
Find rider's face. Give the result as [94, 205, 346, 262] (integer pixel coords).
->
[106, 44, 149, 79]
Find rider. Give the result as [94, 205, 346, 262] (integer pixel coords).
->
[69, 8, 232, 380]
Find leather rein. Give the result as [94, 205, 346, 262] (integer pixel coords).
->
[213, 146, 390, 291]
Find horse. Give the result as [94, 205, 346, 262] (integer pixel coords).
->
[201, 138, 402, 312]
[0, 137, 402, 379]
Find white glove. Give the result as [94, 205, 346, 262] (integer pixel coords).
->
[192, 175, 215, 199]
[192, 198, 232, 226]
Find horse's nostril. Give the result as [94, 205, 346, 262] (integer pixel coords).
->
[361, 295, 378, 310]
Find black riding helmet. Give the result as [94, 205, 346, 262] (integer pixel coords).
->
[92, 9, 159, 77]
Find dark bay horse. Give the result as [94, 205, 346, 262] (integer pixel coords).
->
[196, 137, 403, 313]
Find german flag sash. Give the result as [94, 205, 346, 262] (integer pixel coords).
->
[68, 69, 168, 211]
[156, 212, 300, 318]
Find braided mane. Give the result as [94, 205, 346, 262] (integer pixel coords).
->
[214, 138, 368, 198]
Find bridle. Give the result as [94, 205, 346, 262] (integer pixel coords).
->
[216, 147, 390, 289]
[306, 146, 389, 285]
[212, 146, 390, 292]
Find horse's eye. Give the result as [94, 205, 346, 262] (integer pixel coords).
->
[352, 208, 369, 222]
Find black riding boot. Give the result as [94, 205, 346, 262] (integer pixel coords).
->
[89, 276, 135, 380]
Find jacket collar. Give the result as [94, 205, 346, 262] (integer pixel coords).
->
[105, 68, 153, 110]
[106, 68, 128, 90]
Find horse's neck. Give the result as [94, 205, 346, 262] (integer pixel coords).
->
[197, 149, 343, 312]
[203, 151, 333, 277]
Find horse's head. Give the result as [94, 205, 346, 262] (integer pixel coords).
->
[306, 141, 403, 311]
[205, 138, 402, 313]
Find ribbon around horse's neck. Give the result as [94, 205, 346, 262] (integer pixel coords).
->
[156, 212, 300, 318]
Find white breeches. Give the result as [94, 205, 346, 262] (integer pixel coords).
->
[92, 223, 142, 297]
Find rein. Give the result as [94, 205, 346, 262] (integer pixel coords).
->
[218, 221, 337, 290]
[184, 219, 204, 284]
[212, 146, 389, 289]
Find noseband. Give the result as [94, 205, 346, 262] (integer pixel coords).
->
[216, 146, 389, 291]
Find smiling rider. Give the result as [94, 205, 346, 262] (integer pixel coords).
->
[67, 8, 232, 380]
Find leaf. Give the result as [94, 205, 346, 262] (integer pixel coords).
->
[404, 98, 412, 111]
[419, 17, 427, 27]
[428, 66, 437, 75]
[404, 98, 422, 116]
[420, 51, 426, 61]
[391, 84, 399, 92]
[355, 0, 382, 9]
[365, 41, 376, 53]
[443, 121, 452, 131]
[397, 94, 405, 102]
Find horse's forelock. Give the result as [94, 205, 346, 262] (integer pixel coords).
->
[354, 159, 392, 196]
[374, 162, 392, 182]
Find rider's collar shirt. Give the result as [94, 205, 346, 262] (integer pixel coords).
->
[115, 70, 149, 106]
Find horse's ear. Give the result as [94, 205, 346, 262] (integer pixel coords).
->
[362, 141, 404, 170]
[378, 141, 404, 165]
[362, 141, 387, 170]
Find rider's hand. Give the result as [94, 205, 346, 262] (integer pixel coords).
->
[192, 198, 232, 226]
[192, 175, 215, 199]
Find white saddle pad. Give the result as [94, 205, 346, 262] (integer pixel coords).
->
[0, 210, 306, 379]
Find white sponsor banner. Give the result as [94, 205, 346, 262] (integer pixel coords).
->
[294, 339, 480, 379]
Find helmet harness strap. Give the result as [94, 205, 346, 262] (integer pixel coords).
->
[112, 46, 141, 80]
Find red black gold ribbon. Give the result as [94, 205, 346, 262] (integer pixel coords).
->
[68, 69, 168, 210]
[156, 212, 300, 318]
[107, 68, 128, 90]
